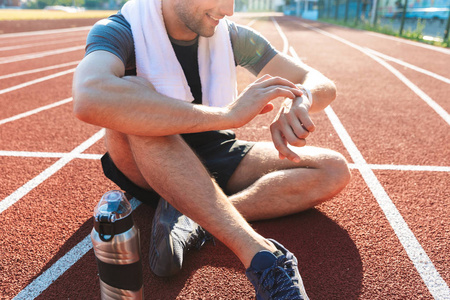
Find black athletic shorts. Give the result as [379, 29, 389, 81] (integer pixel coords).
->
[101, 130, 255, 208]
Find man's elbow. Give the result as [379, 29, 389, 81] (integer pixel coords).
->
[72, 85, 97, 125]
[328, 81, 337, 103]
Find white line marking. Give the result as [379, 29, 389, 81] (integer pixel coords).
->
[325, 106, 450, 299]
[296, 21, 450, 126]
[246, 19, 258, 27]
[0, 26, 92, 39]
[347, 163, 450, 172]
[0, 97, 72, 125]
[271, 17, 289, 54]
[0, 46, 85, 65]
[3, 149, 449, 172]
[0, 37, 85, 52]
[365, 31, 450, 55]
[0, 129, 105, 215]
[0, 69, 75, 95]
[12, 197, 141, 300]
[365, 48, 450, 85]
[0, 150, 103, 160]
[0, 61, 79, 80]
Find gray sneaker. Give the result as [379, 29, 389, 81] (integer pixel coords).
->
[149, 198, 210, 277]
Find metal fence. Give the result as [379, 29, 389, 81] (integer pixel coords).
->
[316, 0, 450, 42]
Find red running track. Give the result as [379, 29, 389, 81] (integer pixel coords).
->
[0, 13, 449, 299]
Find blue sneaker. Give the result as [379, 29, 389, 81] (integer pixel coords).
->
[149, 198, 210, 277]
[245, 239, 309, 300]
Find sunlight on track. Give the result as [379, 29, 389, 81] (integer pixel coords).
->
[365, 48, 450, 85]
[295, 21, 450, 127]
[365, 32, 450, 55]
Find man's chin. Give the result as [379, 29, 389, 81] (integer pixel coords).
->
[199, 27, 217, 38]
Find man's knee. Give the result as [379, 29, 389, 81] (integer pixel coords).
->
[318, 150, 351, 197]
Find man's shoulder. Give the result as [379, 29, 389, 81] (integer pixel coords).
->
[90, 11, 131, 36]
[225, 19, 278, 75]
[226, 20, 256, 41]
[86, 11, 135, 69]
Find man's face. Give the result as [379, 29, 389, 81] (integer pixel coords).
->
[172, 0, 234, 38]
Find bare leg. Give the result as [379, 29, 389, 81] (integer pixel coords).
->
[104, 130, 349, 264]
[106, 129, 277, 268]
[227, 142, 351, 221]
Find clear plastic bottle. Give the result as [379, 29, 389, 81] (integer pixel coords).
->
[91, 190, 143, 299]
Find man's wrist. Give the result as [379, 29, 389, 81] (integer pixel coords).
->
[295, 84, 313, 107]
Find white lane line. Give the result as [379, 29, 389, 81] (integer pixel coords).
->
[13, 197, 141, 300]
[0, 26, 92, 39]
[365, 31, 450, 55]
[288, 39, 450, 299]
[271, 16, 289, 54]
[0, 97, 72, 125]
[0, 150, 102, 160]
[3, 150, 449, 172]
[0, 46, 85, 65]
[0, 37, 85, 52]
[325, 106, 450, 299]
[0, 68, 75, 95]
[247, 19, 258, 27]
[365, 48, 450, 85]
[296, 21, 450, 126]
[0, 61, 79, 80]
[0, 129, 105, 215]
[347, 163, 450, 172]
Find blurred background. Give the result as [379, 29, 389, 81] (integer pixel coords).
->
[1, 0, 448, 46]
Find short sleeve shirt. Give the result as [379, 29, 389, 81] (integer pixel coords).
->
[85, 12, 278, 103]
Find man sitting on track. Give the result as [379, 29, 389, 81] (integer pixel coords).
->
[72, 0, 351, 298]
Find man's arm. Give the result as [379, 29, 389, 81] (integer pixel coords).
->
[258, 52, 337, 162]
[72, 50, 302, 136]
[259, 52, 337, 113]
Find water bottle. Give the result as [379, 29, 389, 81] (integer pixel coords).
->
[91, 190, 143, 299]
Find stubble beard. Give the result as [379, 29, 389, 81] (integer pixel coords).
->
[175, 4, 217, 38]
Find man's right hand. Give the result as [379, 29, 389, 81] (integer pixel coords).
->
[225, 75, 303, 128]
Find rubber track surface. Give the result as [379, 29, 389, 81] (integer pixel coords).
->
[0, 13, 449, 299]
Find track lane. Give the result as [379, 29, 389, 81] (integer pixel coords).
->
[297, 19, 450, 78]
[0, 103, 101, 153]
[0, 75, 74, 120]
[0, 65, 77, 90]
[376, 170, 450, 286]
[0, 40, 86, 58]
[0, 51, 84, 76]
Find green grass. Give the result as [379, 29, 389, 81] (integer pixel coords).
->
[0, 9, 117, 20]
[319, 17, 449, 48]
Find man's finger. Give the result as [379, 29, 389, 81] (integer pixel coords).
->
[271, 128, 301, 163]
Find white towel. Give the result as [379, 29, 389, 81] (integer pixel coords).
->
[121, 0, 237, 107]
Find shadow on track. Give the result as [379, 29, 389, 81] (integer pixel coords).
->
[33, 202, 362, 299]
